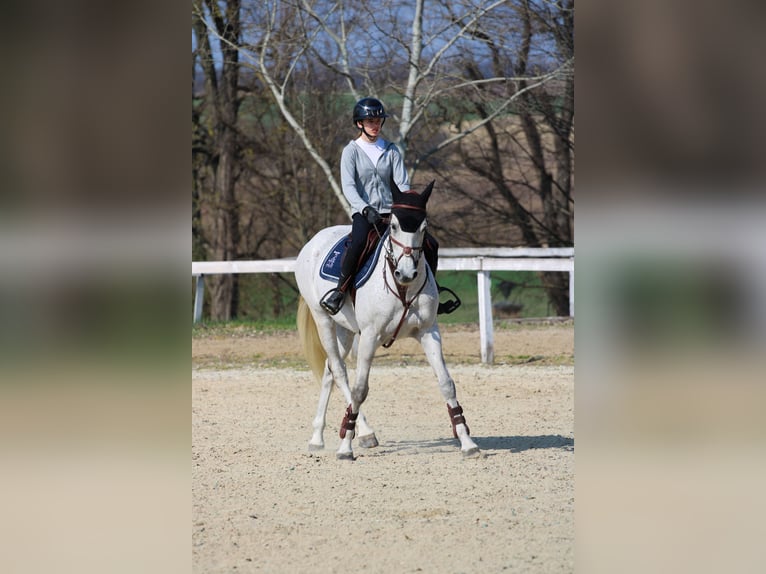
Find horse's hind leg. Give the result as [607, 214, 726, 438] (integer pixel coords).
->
[419, 327, 481, 457]
[308, 327, 355, 452]
[309, 364, 334, 451]
[356, 418, 378, 448]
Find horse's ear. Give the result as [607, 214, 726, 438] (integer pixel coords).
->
[422, 180, 435, 203]
[390, 174, 403, 201]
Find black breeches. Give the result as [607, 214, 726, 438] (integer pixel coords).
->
[424, 231, 439, 275]
[338, 213, 373, 289]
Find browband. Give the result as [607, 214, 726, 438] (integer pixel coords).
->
[392, 203, 425, 212]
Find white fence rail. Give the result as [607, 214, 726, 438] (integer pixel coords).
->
[192, 247, 573, 364]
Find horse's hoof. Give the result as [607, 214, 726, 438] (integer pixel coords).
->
[336, 451, 355, 461]
[308, 443, 324, 452]
[358, 434, 379, 448]
[462, 447, 482, 458]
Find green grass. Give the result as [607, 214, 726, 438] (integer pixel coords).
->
[434, 270, 554, 324]
[193, 270, 560, 326]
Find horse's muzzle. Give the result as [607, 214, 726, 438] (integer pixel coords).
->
[394, 268, 418, 284]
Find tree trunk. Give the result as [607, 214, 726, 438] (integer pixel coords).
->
[194, 0, 241, 321]
[208, 131, 240, 320]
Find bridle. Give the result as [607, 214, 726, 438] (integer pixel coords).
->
[378, 203, 428, 348]
[381, 202, 426, 275]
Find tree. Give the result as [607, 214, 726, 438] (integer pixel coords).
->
[192, 0, 575, 317]
[419, 0, 575, 314]
[193, 0, 242, 320]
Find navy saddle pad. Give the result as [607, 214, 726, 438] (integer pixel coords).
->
[319, 230, 388, 289]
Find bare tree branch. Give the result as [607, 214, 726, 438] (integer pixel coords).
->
[198, 1, 352, 216]
[412, 62, 570, 172]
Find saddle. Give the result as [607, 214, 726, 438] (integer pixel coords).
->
[318, 227, 388, 291]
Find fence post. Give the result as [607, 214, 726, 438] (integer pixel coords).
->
[194, 275, 205, 323]
[569, 268, 574, 317]
[477, 268, 494, 364]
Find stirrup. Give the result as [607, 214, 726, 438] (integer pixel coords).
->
[320, 288, 345, 315]
[437, 285, 461, 315]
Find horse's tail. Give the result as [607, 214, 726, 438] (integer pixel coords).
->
[297, 296, 327, 382]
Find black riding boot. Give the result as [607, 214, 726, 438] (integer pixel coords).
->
[320, 245, 358, 315]
[320, 271, 350, 315]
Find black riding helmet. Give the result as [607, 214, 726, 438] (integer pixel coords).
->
[352, 97, 389, 125]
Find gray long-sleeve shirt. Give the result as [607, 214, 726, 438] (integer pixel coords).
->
[340, 139, 411, 215]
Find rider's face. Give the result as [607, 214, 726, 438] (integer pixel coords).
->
[358, 118, 383, 138]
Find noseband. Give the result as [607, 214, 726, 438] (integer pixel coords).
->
[384, 202, 426, 268]
[387, 233, 424, 265]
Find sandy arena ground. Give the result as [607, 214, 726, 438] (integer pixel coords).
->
[192, 322, 574, 573]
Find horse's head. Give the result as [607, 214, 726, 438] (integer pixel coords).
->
[387, 178, 434, 285]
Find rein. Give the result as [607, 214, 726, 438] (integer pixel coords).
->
[382, 258, 428, 348]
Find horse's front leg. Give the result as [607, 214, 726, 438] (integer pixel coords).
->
[419, 327, 481, 457]
[336, 332, 377, 460]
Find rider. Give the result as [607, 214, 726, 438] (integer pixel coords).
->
[320, 97, 457, 316]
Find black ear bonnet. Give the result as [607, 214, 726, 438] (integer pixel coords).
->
[390, 179, 434, 233]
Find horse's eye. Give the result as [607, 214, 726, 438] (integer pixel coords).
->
[391, 223, 398, 231]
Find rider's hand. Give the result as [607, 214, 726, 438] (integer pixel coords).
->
[363, 206, 382, 225]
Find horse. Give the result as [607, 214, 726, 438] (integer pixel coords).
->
[294, 179, 480, 460]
